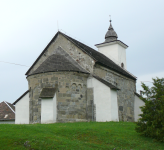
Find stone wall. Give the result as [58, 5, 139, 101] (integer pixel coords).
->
[86, 88, 96, 121]
[28, 33, 95, 75]
[93, 64, 136, 121]
[27, 72, 89, 123]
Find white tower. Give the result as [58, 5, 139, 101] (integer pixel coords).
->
[95, 20, 128, 69]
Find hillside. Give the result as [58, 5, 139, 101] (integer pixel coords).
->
[0, 122, 164, 150]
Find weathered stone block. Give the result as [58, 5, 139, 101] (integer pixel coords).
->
[51, 77, 58, 81]
[66, 94, 71, 97]
[58, 93, 63, 97]
[43, 78, 48, 82]
[33, 116, 37, 121]
[33, 94, 39, 99]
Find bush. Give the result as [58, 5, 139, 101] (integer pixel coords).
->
[135, 77, 164, 142]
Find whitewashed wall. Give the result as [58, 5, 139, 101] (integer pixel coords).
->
[118, 44, 127, 69]
[134, 95, 145, 122]
[15, 93, 29, 124]
[96, 42, 127, 69]
[87, 77, 119, 122]
[41, 94, 57, 123]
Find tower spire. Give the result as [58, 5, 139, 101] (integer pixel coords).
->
[105, 16, 118, 42]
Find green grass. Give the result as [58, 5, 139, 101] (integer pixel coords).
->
[0, 122, 163, 150]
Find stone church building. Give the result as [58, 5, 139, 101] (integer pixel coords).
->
[13, 20, 144, 124]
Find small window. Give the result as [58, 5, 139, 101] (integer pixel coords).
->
[121, 63, 124, 68]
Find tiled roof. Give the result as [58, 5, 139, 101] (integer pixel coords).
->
[93, 75, 120, 90]
[0, 101, 15, 121]
[59, 32, 136, 80]
[13, 90, 29, 105]
[29, 47, 89, 76]
[26, 31, 136, 80]
[7, 102, 15, 111]
[39, 88, 56, 98]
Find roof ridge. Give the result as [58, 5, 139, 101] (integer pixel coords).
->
[4, 101, 15, 113]
[58, 31, 97, 61]
[59, 31, 136, 80]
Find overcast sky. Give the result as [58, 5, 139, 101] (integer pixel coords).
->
[0, 0, 164, 104]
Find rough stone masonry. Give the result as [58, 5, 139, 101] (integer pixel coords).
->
[27, 72, 90, 123]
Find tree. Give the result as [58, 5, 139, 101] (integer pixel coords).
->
[135, 77, 164, 142]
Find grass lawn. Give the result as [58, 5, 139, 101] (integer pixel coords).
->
[0, 122, 163, 150]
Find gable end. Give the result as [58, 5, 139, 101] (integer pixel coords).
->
[25, 32, 59, 75]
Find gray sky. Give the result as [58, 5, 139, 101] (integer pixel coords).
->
[0, 0, 164, 103]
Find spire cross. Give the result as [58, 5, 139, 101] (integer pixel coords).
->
[109, 15, 111, 22]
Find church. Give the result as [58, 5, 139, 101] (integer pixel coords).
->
[13, 20, 144, 124]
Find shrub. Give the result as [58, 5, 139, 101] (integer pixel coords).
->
[135, 77, 164, 142]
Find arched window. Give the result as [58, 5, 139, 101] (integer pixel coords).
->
[121, 63, 124, 68]
[71, 83, 77, 91]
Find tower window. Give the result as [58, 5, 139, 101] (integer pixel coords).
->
[121, 63, 124, 68]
